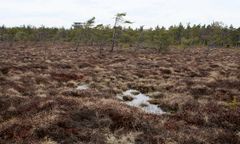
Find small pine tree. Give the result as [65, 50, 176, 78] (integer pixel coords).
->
[111, 13, 132, 52]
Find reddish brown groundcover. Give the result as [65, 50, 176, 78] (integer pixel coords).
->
[0, 42, 240, 143]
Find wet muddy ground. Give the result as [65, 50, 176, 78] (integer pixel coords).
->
[0, 42, 240, 143]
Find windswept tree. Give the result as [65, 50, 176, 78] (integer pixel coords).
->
[85, 17, 96, 46]
[74, 17, 95, 51]
[111, 13, 132, 52]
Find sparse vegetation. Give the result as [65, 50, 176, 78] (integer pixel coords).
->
[0, 41, 239, 143]
[0, 11, 240, 144]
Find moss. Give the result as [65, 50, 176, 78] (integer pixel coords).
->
[147, 92, 165, 99]
[123, 96, 134, 101]
[148, 99, 161, 105]
[131, 91, 140, 95]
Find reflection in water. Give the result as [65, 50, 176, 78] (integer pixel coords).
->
[118, 90, 165, 115]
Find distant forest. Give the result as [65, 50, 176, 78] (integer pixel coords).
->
[1, 19, 240, 50]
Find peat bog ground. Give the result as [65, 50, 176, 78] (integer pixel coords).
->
[0, 42, 240, 143]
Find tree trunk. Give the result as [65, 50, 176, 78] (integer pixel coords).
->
[111, 17, 118, 52]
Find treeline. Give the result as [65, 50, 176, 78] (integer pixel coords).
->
[0, 18, 240, 51]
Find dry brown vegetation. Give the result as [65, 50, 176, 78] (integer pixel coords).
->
[0, 42, 240, 143]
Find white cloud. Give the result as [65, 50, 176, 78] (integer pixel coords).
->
[0, 0, 239, 28]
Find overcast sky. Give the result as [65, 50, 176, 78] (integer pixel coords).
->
[0, 0, 239, 28]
